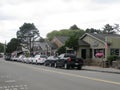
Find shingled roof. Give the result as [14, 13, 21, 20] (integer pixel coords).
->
[78, 40, 90, 46]
[46, 40, 57, 49]
[81, 33, 120, 42]
[55, 36, 69, 44]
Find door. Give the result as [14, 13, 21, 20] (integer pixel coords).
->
[81, 49, 86, 59]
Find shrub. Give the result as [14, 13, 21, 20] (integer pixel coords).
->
[107, 55, 119, 66]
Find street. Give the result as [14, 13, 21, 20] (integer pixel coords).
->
[0, 58, 120, 90]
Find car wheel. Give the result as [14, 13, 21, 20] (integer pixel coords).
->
[77, 66, 82, 70]
[36, 60, 37, 65]
[54, 63, 57, 68]
[44, 63, 47, 66]
[49, 63, 52, 67]
[64, 63, 69, 69]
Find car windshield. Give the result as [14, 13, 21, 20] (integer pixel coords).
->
[40, 55, 47, 58]
[64, 54, 76, 58]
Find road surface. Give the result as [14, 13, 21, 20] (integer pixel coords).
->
[0, 58, 120, 90]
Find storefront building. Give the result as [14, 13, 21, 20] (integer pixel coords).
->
[77, 33, 120, 66]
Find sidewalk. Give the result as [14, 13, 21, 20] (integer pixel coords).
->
[82, 66, 120, 74]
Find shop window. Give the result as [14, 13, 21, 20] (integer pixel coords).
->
[110, 49, 119, 56]
[94, 49, 105, 58]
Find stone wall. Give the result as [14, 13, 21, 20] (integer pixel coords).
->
[84, 59, 109, 68]
[112, 60, 120, 69]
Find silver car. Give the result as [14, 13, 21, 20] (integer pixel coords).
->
[32, 55, 47, 64]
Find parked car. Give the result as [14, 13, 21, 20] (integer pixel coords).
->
[25, 57, 31, 63]
[0, 53, 3, 58]
[5, 55, 11, 61]
[54, 53, 83, 69]
[44, 56, 58, 67]
[32, 55, 47, 64]
[11, 56, 18, 61]
[22, 56, 29, 63]
[16, 55, 26, 62]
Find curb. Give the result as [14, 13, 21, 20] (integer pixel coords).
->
[82, 68, 120, 74]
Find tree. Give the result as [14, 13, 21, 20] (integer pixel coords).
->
[85, 28, 102, 34]
[0, 43, 4, 53]
[17, 23, 39, 43]
[69, 24, 80, 30]
[47, 30, 59, 40]
[47, 27, 85, 40]
[16, 23, 40, 52]
[113, 24, 120, 32]
[65, 34, 79, 51]
[103, 24, 115, 34]
[6, 38, 21, 53]
[56, 46, 66, 55]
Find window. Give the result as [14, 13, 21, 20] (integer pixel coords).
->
[110, 49, 119, 56]
[94, 49, 105, 58]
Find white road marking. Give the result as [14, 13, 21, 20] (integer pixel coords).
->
[5, 89, 9, 90]
[5, 80, 16, 83]
[4, 86, 7, 88]
[14, 85, 19, 88]
[13, 88, 18, 90]
[0, 85, 28, 90]
[20, 87, 25, 89]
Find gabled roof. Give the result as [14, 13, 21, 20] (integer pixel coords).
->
[46, 40, 58, 49]
[81, 33, 120, 42]
[34, 39, 58, 50]
[55, 36, 69, 44]
[89, 33, 120, 41]
[78, 40, 90, 46]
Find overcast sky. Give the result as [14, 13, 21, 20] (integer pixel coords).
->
[1, 0, 120, 43]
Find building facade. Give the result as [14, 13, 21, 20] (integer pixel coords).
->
[78, 33, 120, 66]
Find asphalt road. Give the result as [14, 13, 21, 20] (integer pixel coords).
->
[0, 58, 120, 90]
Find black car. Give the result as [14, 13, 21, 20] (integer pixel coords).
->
[54, 53, 83, 69]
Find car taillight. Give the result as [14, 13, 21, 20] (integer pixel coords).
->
[67, 57, 71, 62]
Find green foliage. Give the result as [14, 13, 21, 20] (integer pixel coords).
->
[16, 23, 40, 53]
[85, 28, 102, 34]
[47, 25, 85, 53]
[47, 29, 85, 40]
[65, 34, 79, 51]
[114, 24, 120, 32]
[69, 24, 80, 30]
[19, 23, 37, 33]
[6, 38, 21, 53]
[85, 24, 120, 34]
[47, 30, 60, 40]
[103, 24, 115, 34]
[107, 55, 119, 65]
[16, 23, 39, 43]
[25, 52, 30, 57]
[0, 43, 4, 53]
[56, 46, 66, 55]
